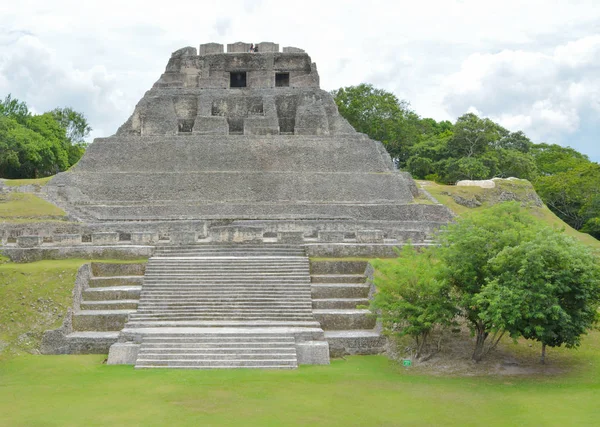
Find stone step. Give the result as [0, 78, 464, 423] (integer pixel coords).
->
[125, 320, 321, 328]
[88, 276, 144, 287]
[80, 300, 139, 310]
[135, 360, 298, 369]
[312, 298, 369, 309]
[311, 274, 365, 284]
[137, 353, 296, 360]
[62, 331, 120, 354]
[141, 343, 295, 349]
[128, 313, 314, 320]
[142, 279, 311, 284]
[152, 253, 305, 257]
[72, 310, 134, 331]
[313, 309, 376, 330]
[83, 286, 142, 301]
[324, 330, 386, 357]
[141, 336, 296, 343]
[311, 284, 370, 298]
[135, 307, 312, 313]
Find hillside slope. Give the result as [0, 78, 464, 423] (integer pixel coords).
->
[420, 178, 600, 252]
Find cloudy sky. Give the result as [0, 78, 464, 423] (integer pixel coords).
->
[1, 0, 599, 161]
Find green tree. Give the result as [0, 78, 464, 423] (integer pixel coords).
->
[437, 202, 543, 361]
[0, 94, 30, 124]
[331, 84, 419, 165]
[478, 228, 600, 363]
[530, 143, 590, 175]
[370, 246, 457, 359]
[50, 107, 91, 145]
[535, 163, 600, 231]
[447, 113, 504, 158]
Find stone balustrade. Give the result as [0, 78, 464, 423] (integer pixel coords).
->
[3, 227, 426, 248]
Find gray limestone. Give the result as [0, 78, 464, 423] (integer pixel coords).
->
[107, 343, 140, 365]
[17, 235, 43, 248]
[53, 234, 82, 245]
[277, 231, 304, 244]
[356, 230, 384, 243]
[130, 232, 158, 244]
[91, 232, 119, 245]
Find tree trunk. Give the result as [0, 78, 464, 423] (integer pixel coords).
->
[472, 323, 488, 362]
[540, 343, 546, 364]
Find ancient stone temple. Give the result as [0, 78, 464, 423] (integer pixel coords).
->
[31, 42, 454, 368]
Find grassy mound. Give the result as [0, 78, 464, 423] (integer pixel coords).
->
[421, 179, 600, 251]
[0, 259, 147, 356]
[2, 176, 53, 187]
[0, 193, 67, 222]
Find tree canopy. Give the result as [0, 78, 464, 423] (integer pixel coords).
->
[332, 83, 599, 240]
[0, 95, 89, 179]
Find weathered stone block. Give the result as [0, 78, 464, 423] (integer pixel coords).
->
[130, 232, 158, 245]
[53, 234, 82, 246]
[17, 235, 43, 248]
[318, 231, 345, 242]
[283, 46, 305, 53]
[199, 43, 224, 55]
[257, 42, 279, 53]
[210, 226, 263, 243]
[296, 341, 330, 365]
[193, 116, 228, 134]
[277, 231, 304, 244]
[170, 231, 197, 245]
[107, 343, 140, 365]
[227, 41, 251, 53]
[91, 232, 119, 245]
[356, 229, 384, 243]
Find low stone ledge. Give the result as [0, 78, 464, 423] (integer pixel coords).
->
[318, 231, 345, 242]
[295, 341, 330, 365]
[277, 231, 304, 244]
[17, 235, 43, 248]
[53, 234, 82, 246]
[130, 231, 159, 244]
[356, 230, 384, 243]
[92, 232, 119, 245]
[107, 343, 140, 365]
[169, 231, 197, 245]
[210, 226, 264, 243]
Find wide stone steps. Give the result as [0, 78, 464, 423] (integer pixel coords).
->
[312, 298, 369, 309]
[135, 334, 298, 369]
[311, 284, 370, 298]
[80, 300, 139, 310]
[311, 274, 365, 284]
[126, 320, 321, 328]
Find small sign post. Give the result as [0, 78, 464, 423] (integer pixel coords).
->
[402, 359, 412, 367]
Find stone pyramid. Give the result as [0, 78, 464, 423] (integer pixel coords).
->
[46, 41, 450, 232]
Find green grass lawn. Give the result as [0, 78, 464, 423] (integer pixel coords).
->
[421, 180, 600, 251]
[0, 193, 67, 221]
[2, 176, 53, 187]
[0, 259, 147, 355]
[0, 349, 599, 427]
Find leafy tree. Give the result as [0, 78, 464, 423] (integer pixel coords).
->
[535, 163, 600, 231]
[437, 203, 543, 361]
[447, 113, 504, 158]
[530, 143, 590, 175]
[0, 94, 30, 124]
[0, 95, 89, 179]
[331, 84, 419, 165]
[370, 246, 457, 359]
[51, 107, 91, 145]
[478, 228, 600, 363]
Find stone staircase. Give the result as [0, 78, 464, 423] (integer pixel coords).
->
[135, 332, 298, 369]
[116, 244, 327, 369]
[310, 260, 385, 357]
[41, 262, 145, 354]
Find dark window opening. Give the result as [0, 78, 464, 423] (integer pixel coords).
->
[178, 119, 194, 133]
[275, 73, 290, 87]
[228, 117, 244, 134]
[230, 72, 247, 88]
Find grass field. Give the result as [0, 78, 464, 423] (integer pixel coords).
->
[2, 176, 53, 187]
[0, 193, 67, 221]
[421, 180, 600, 251]
[0, 259, 147, 355]
[0, 348, 599, 426]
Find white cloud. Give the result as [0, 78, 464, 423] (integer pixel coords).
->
[0, 0, 599, 160]
[442, 35, 600, 157]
